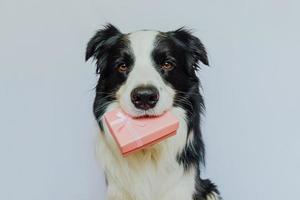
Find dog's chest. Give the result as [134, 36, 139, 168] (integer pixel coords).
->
[119, 148, 185, 198]
[97, 106, 190, 199]
[98, 139, 190, 199]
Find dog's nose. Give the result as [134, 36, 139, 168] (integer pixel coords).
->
[130, 86, 159, 110]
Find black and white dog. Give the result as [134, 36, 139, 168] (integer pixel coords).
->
[86, 24, 221, 200]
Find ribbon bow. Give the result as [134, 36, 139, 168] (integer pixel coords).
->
[111, 112, 145, 147]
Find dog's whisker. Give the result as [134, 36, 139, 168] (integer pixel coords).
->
[94, 100, 115, 113]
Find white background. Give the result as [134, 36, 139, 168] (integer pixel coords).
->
[1, 0, 299, 199]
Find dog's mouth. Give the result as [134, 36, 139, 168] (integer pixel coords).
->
[123, 108, 167, 118]
[118, 99, 171, 118]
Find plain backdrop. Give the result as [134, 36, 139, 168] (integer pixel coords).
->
[1, 0, 299, 200]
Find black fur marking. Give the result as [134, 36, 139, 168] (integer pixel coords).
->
[193, 175, 221, 200]
[86, 24, 134, 130]
[153, 29, 220, 199]
[152, 29, 208, 170]
[167, 27, 209, 67]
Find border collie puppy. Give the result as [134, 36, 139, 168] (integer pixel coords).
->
[86, 24, 221, 200]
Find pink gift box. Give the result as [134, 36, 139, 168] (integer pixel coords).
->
[104, 108, 179, 156]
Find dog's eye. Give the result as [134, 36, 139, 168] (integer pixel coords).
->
[116, 63, 129, 73]
[161, 62, 174, 71]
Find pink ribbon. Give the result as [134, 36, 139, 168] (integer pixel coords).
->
[111, 112, 145, 147]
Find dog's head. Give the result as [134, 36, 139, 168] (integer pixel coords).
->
[86, 24, 208, 129]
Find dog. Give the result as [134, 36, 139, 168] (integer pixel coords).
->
[85, 24, 221, 200]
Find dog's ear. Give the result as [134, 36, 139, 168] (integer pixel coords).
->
[168, 27, 209, 70]
[85, 24, 122, 73]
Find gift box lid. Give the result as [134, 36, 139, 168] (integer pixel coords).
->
[104, 108, 179, 153]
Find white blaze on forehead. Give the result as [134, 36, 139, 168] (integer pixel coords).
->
[128, 30, 158, 53]
[127, 31, 159, 83]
